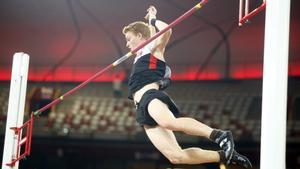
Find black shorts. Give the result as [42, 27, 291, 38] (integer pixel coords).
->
[135, 89, 180, 126]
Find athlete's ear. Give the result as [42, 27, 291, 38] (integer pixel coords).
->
[137, 33, 143, 40]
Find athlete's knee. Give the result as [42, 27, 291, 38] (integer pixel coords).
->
[169, 156, 184, 164]
[164, 150, 186, 164]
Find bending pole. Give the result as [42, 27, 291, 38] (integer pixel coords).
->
[34, 0, 209, 116]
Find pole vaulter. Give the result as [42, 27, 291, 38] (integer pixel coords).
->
[33, 0, 209, 117]
[5, 1, 210, 166]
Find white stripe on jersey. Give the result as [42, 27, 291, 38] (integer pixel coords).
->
[134, 42, 154, 63]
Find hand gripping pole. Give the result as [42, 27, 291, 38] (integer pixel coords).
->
[33, 0, 209, 116]
[6, 1, 209, 166]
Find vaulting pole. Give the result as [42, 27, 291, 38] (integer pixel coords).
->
[3, 1, 210, 166]
[33, 0, 209, 116]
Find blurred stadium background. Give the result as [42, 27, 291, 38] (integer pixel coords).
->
[0, 0, 299, 169]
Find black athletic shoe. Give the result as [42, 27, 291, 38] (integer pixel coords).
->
[230, 150, 253, 168]
[215, 131, 234, 163]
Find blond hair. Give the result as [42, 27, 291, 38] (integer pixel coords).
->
[122, 21, 150, 39]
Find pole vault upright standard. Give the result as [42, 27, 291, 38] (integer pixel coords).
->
[5, 0, 210, 166]
[33, 0, 209, 116]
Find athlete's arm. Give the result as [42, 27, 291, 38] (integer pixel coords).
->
[145, 6, 172, 59]
[152, 20, 172, 52]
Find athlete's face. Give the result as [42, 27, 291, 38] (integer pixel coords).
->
[125, 31, 143, 51]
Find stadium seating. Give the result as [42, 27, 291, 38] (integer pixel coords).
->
[1, 80, 300, 142]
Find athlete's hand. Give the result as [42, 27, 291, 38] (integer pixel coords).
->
[144, 5, 157, 20]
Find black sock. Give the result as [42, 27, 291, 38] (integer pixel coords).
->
[209, 129, 223, 142]
[218, 150, 227, 163]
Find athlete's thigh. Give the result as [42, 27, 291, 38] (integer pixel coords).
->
[147, 99, 176, 124]
[144, 126, 181, 156]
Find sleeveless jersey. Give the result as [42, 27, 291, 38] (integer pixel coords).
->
[128, 44, 166, 99]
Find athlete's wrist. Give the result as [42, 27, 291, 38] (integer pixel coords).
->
[148, 13, 156, 25]
[150, 18, 156, 27]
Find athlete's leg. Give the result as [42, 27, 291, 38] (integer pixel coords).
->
[148, 99, 213, 137]
[144, 125, 220, 164]
[230, 150, 253, 168]
[147, 99, 234, 162]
